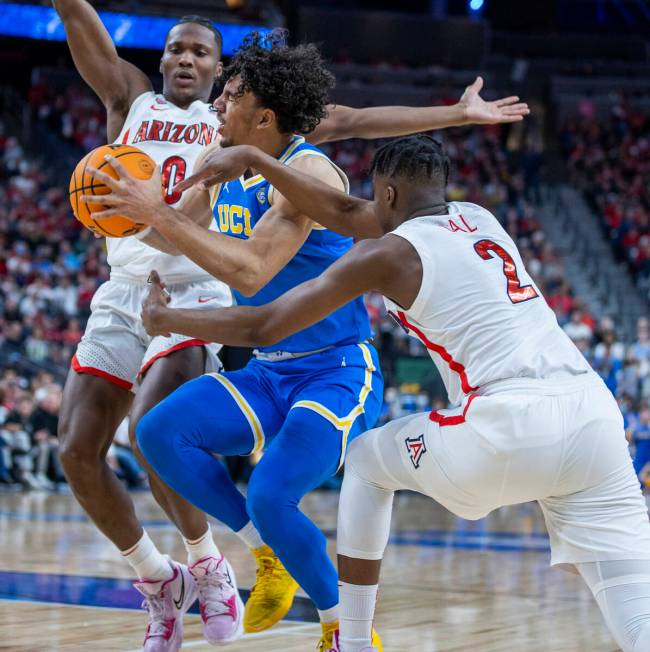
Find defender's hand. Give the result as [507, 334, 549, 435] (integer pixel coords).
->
[81, 156, 166, 226]
[458, 76, 530, 125]
[141, 270, 172, 337]
[173, 145, 257, 193]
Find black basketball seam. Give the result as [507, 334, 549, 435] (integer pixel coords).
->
[69, 184, 109, 197]
[74, 146, 150, 236]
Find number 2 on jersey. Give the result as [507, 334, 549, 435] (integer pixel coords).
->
[161, 156, 187, 205]
[474, 239, 539, 304]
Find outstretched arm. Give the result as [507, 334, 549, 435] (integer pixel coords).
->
[308, 77, 529, 145]
[174, 146, 382, 240]
[53, 0, 151, 138]
[142, 235, 421, 346]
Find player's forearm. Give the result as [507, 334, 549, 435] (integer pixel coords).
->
[151, 205, 264, 295]
[248, 149, 382, 239]
[325, 103, 468, 141]
[153, 305, 274, 347]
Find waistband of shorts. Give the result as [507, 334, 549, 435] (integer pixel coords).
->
[253, 345, 336, 361]
[476, 372, 603, 397]
[109, 271, 216, 287]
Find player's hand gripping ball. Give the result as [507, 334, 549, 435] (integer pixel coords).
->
[69, 144, 155, 237]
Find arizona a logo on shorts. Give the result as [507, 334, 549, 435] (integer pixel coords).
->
[405, 434, 427, 469]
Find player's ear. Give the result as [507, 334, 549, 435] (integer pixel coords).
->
[159, 58, 163, 74]
[215, 61, 224, 80]
[385, 185, 397, 208]
[257, 108, 275, 131]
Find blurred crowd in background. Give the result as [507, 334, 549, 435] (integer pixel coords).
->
[1, 80, 649, 493]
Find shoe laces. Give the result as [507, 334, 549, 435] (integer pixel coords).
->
[251, 554, 283, 596]
[317, 623, 338, 652]
[141, 591, 172, 639]
[195, 572, 234, 618]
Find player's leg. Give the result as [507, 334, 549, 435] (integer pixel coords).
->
[136, 369, 297, 627]
[245, 409, 343, 628]
[245, 344, 384, 644]
[60, 283, 198, 651]
[58, 370, 136, 549]
[336, 414, 433, 652]
[575, 560, 650, 652]
[130, 344, 250, 644]
[539, 383, 650, 652]
[129, 344, 213, 544]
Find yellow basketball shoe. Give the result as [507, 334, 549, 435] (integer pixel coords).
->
[318, 620, 383, 652]
[243, 545, 299, 633]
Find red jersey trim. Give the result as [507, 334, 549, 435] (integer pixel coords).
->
[138, 338, 208, 378]
[396, 311, 478, 394]
[429, 393, 478, 426]
[71, 354, 133, 391]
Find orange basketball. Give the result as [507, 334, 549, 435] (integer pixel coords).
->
[69, 144, 156, 238]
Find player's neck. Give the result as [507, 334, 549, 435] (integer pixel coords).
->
[247, 132, 294, 174]
[254, 132, 294, 160]
[162, 91, 207, 110]
[405, 200, 448, 221]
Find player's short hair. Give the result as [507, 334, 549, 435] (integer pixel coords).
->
[168, 15, 223, 55]
[370, 135, 451, 187]
[223, 29, 334, 135]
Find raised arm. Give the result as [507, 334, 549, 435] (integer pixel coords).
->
[307, 77, 530, 145]
[53, 0, 151, 137]
[142, 235, 421, 346]
[174, 145, 383, 240]
[83, 154, 343, 294]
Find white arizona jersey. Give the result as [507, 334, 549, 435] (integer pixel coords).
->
[384, 201, 593, 406]
[110, 91, 219, 284]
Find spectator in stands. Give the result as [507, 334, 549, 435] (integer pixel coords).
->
[627, 405, 650, 488]
[563, 309, 594, 342]
[29, 385, 65, 488]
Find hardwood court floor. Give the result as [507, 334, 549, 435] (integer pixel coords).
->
[0, 488, 631, 651]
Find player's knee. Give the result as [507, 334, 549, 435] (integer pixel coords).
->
[246, 477, 288, 533]
[135, 410, 163, 467]
[58, 427, 104, 480]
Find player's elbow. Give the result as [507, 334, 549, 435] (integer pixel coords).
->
[232, 262, 268, 298]
[250, 320, 282, 348]
[234, 277, 263, 299]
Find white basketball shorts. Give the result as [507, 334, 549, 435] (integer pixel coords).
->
[73, 278, 230, 392]
[341, 374, 650, 566]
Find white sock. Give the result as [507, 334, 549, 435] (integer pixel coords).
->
[121, 530, 172, 581]
[236, 520, 265, 550]
[318, 604, 339, 624]
[339, 582, 378, 652]
[183, 524, 221, 565]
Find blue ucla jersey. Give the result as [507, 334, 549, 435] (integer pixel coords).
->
[211, 135, 372, 353]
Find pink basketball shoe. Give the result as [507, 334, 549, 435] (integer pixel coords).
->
[189, 555, 244, 644]
[134, 560, 198, 652]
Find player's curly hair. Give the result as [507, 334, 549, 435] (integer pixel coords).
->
[223, 29, 334, 135]
[370, 135, 451, 186]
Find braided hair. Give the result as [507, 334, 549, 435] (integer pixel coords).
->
[369, 135, 450, 187]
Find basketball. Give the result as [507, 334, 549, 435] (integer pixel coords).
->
[69, 144, 156, 237]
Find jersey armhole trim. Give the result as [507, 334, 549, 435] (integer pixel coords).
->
[386, 231, 432, 319]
